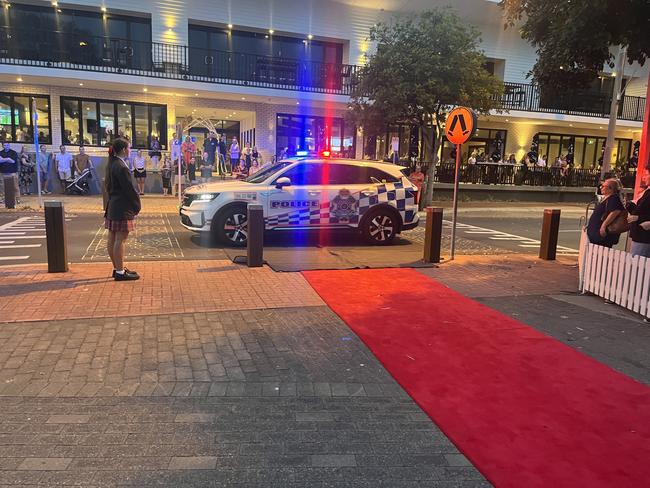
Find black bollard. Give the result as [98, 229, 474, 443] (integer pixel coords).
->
[44, 201, 69, 272]
[3, 175, 16, 209]
[247, 203, 264, 267]
[539, 209, 561, 260]
[423, 207, 443, 263]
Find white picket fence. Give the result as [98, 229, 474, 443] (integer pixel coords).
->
[580, 236, 650, 318]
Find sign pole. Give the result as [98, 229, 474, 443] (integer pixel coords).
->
[450, 143, 461, 260]
[176, 122, 182, 204]
[32, 99, 43, 209]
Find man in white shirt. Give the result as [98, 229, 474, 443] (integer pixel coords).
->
[54, 145, 73, 193]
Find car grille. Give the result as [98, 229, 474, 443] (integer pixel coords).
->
[182, 194, 195, 207]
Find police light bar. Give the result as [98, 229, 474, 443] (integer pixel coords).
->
[296, 150, 308, 156]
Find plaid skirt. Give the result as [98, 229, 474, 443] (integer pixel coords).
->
[104, 218, 135, 232]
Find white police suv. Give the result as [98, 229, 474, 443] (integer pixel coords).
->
[179, 158, 419, 246]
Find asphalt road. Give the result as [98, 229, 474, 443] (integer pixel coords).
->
[0, 203, 602, 268]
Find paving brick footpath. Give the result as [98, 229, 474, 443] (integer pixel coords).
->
[0, 253, 647, 486]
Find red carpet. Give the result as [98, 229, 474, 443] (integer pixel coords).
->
[303, 268, 650, 488]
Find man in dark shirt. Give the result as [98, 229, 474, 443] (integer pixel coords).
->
[203, 132, 218, 178]
[0, 142, 20, 202]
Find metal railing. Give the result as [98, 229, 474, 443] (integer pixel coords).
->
[0, 27, 360, 95]
[410, 162, 636, 188]
[0, 26, 645, 119]
[498, 82, 645, 122]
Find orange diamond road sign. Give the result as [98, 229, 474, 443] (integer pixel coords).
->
[445, 107, 478, 145]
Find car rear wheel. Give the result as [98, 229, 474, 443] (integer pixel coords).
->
[214, 205, 248, 247]
[361, 208, 398, 245]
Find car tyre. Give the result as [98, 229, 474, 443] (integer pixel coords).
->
[361, 207, 399, 245]
[214, 204, 248, 247]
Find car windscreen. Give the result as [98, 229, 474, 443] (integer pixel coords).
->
[244, 161, 294, 183]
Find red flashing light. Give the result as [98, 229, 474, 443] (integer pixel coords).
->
[321, 150, 331, 157]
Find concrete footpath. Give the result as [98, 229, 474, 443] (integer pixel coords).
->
[0, 255, 648, 487]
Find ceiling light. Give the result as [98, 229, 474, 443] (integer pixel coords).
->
[227, 23, 233, 29]
[101, 6, 107, 12]
[296, 101, 300, 105]
[51, 1, 57, 5]
[195, 93, 198, 96]
[79, 41, 87, 46]
[269, 29, 274, 34]
[241, 97, 246, 100]
[57, 9, 61, 13]
[143, 88, 148, 92]
[308, 34, 313, 40]
[569, 123, 573, 127]
[264, 35, 268, 39]
[16, 77, 22, 82]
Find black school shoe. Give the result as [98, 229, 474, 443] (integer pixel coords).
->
[112, 268, 134, 278]
[113, 269, 140, 281]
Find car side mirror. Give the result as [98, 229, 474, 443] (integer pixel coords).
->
[275, 177, 291, 189]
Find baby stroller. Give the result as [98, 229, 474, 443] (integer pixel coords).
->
[66, 168, 92, 195]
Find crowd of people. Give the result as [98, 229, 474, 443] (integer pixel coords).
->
[0, 142, 97, 202]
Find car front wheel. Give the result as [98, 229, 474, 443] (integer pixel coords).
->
[361, 208, 398, 245]
[214, 205, 248, 247]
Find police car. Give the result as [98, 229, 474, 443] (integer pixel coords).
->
[179, 158, 419, 246]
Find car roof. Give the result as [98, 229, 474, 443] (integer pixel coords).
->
[279, 158, 406, 170]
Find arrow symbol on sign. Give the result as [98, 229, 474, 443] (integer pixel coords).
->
[448, 114, 469, 136]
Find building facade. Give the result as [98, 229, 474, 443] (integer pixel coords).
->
[0, 0, 646, 169]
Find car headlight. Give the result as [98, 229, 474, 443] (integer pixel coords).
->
[197, 193, 220, 201]
[183, 193, 220, 206]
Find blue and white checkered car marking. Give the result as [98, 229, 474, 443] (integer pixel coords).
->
[264, 181, 417, 229]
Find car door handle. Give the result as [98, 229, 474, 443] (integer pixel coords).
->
[308, 191, 320, 196]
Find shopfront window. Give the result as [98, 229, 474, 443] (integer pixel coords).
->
[61, 97, 166, 148]
[0, 93, 51, 144]
[275, 113, 355, 158]
[537, 132, 633, 169]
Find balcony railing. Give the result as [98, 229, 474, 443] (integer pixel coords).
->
[0, 27, 360, 95]
[0, 27, 645, 121]
[498, 82, 645, 122]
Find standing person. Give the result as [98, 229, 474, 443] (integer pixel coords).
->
[36, 144, 51, 194]
[133, 149, 147, 195]
[74, 145, 92, 176]
[243, 142, 252, 171]
[586, 178, 625, 248]
[54, 145, 73, 193]
[170, 132, 182, 169]
[181, 135, 196, 172]
[229, 137, 240, 171]
[173, 151, 185, 197]
[104, 137, 141, 281]
[148, 135, 162, 172]
[408, 164, 426, 205]
[187, 154, 197, 184]
[0, 142, 20, 203]
[161, 155, 172, 196]
[199, 154, 213, 183]
[537, 154, 547, 167]
[219, 134, 228, 174]
[507, 154, 517, 165]
[18, 146, 34, 195]
[252, 145, 259, 164]
[626, 169, 650, 257]
[203, 132, 218, 175]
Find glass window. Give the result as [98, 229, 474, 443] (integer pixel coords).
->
[573, 138, 585, 168]
[150, 105, 165, 147]
[117, 103, 132, 142]
[99, 103, 115, 146]
[330, 119, 342, 153]
[584, 138, 597, 167]
[328, 165, 399, 185]
[62, 99, 81, 145]
[547, 135, 561, 162]
[134, 105, 148, 148]
[81, 101, 98, 146]
[34, 97, 50, 143]
[277, 163, 323, 185]
[343, 123, 356, 158]
[0, 95, 12, 142]
[616, 139, 631, 167]
[12, 96, 32, 142]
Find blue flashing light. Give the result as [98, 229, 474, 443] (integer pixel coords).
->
[296, 150, 309, 156]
